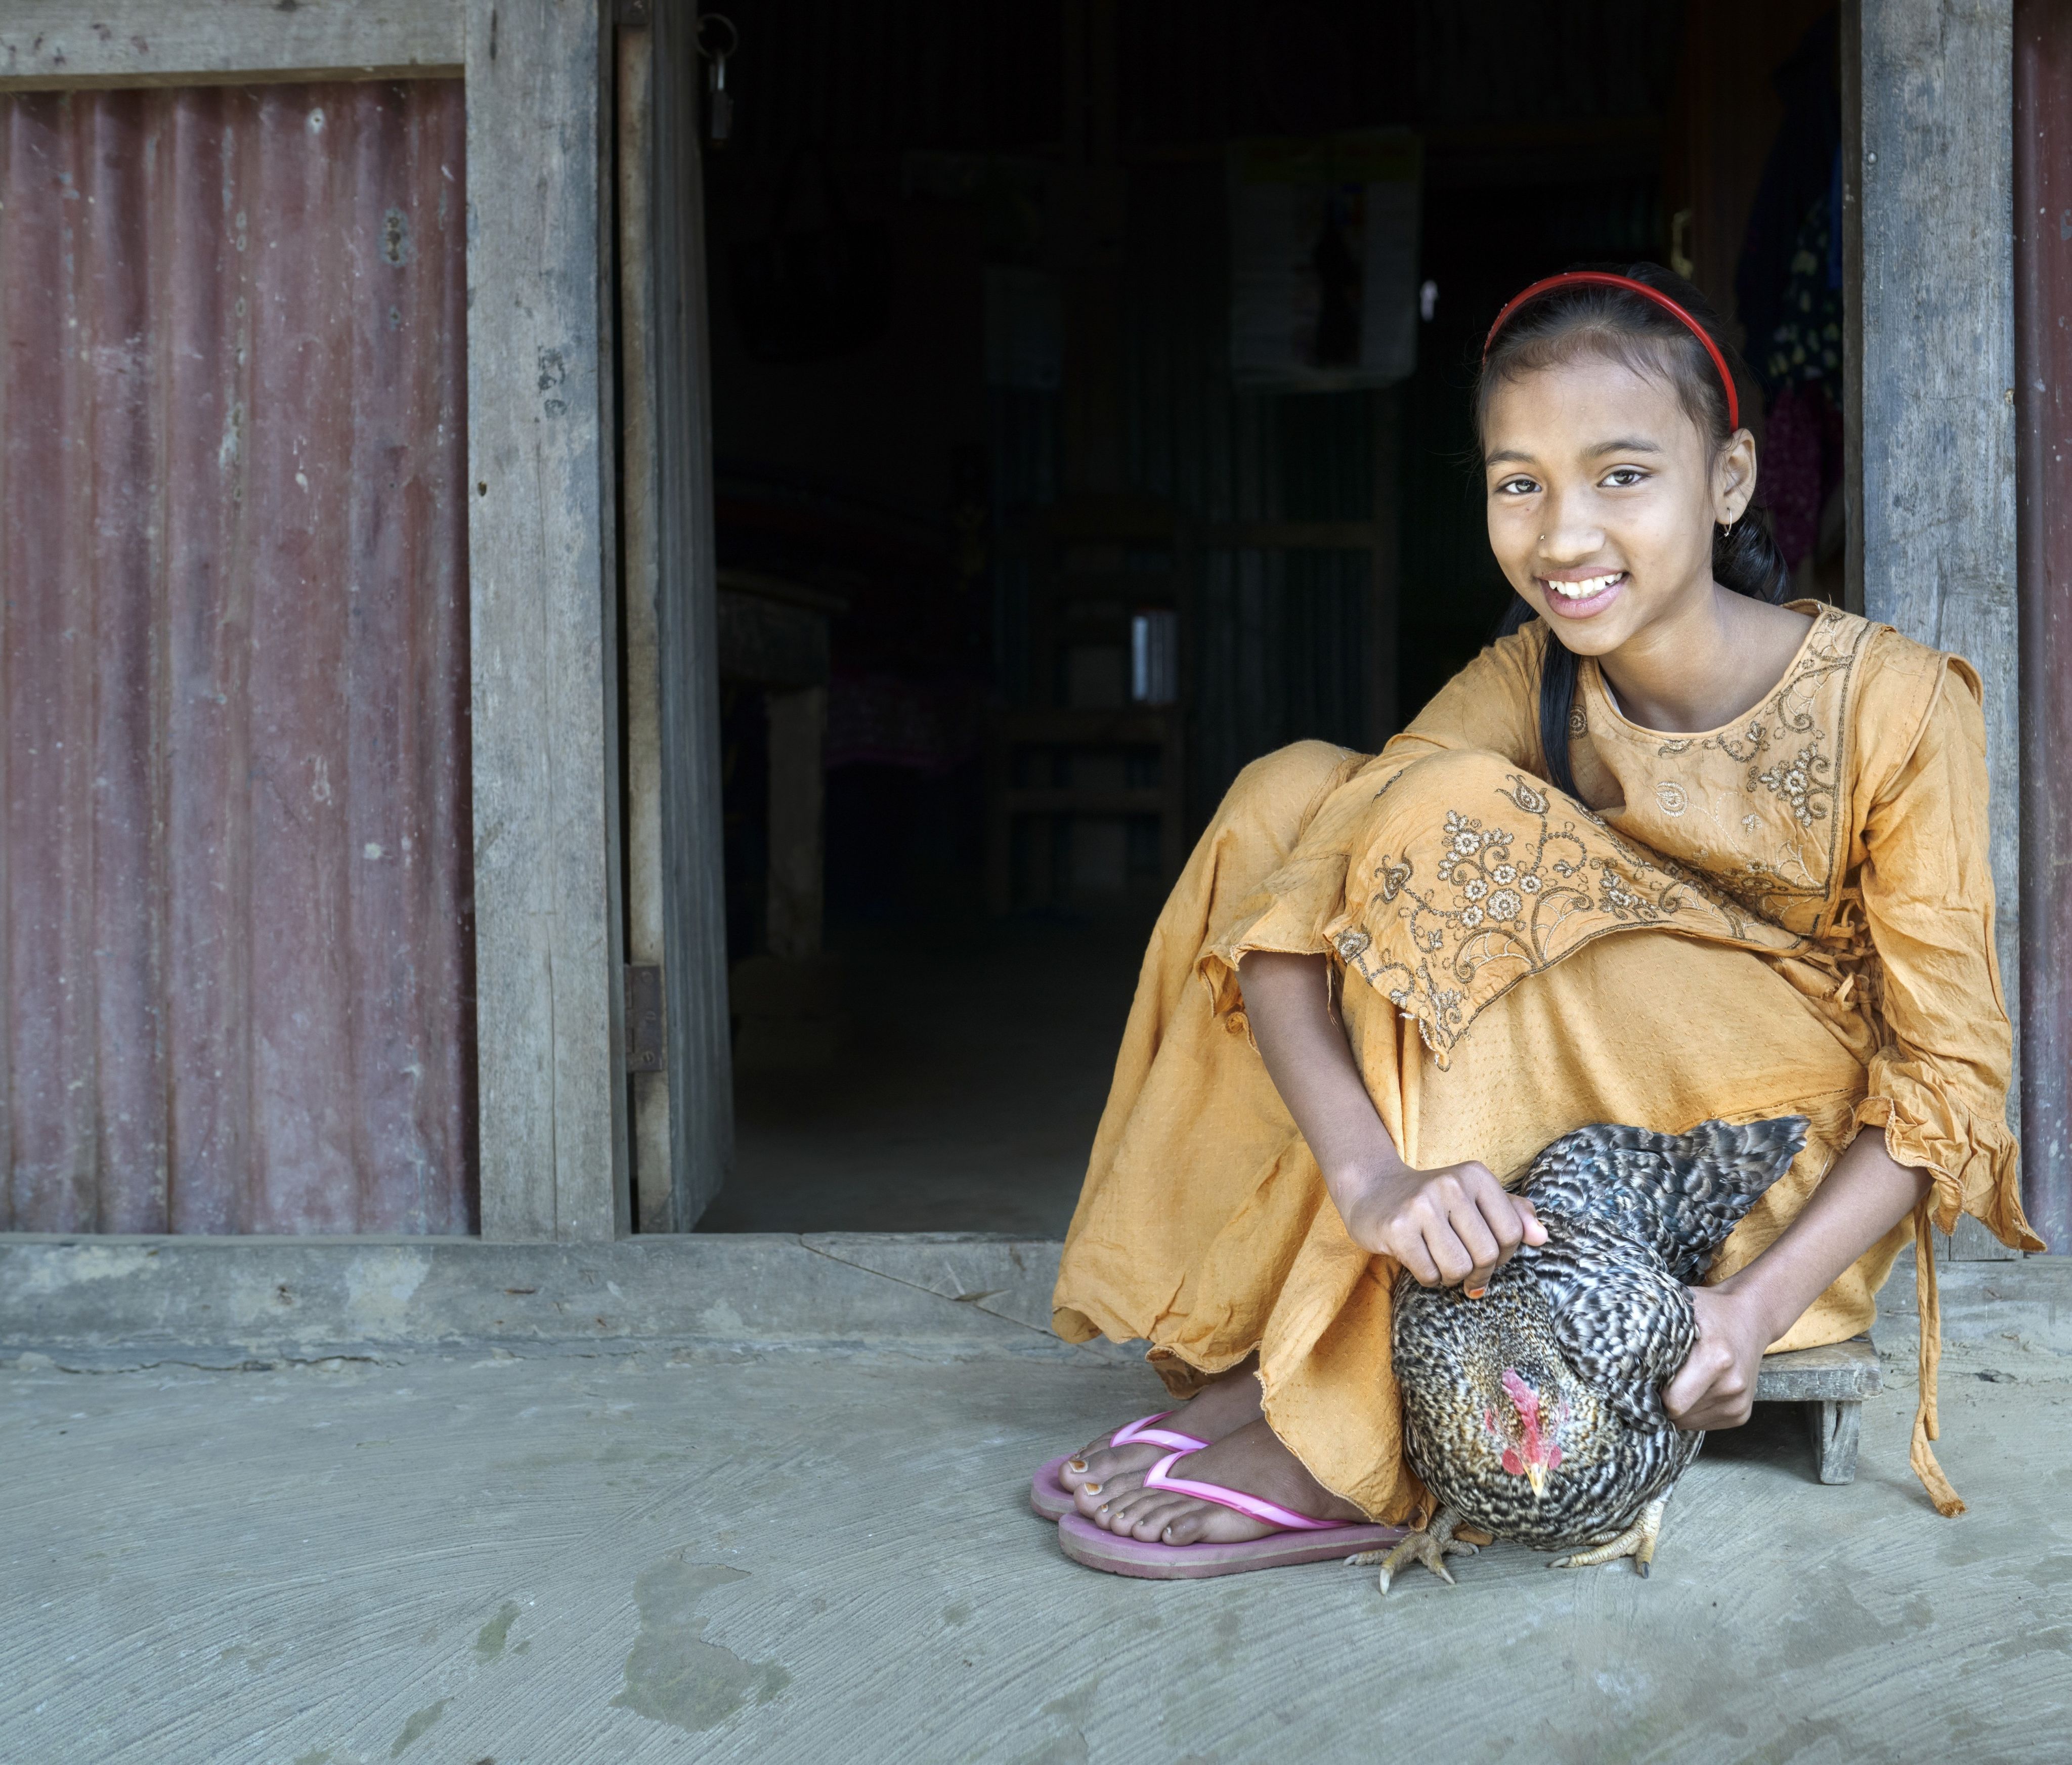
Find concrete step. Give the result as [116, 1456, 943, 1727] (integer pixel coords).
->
[4, 1233, 2067, 1364]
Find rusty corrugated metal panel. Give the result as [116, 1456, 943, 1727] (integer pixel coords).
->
[2016, 0, 2072, 1253]
[0, 80, 474, 1234]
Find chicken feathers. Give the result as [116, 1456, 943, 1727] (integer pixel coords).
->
[1391, 1115, 1808, 1555]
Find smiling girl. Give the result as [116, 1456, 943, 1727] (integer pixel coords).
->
[1042, 265, 2041, 1578]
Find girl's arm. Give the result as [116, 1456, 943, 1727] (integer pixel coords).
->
[1243, 954, 1928, 1434]
[1664, 1130, 1928, 1430]
[1239, 951, 1545, 1289]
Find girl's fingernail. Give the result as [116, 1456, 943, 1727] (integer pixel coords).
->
[1465, 1285, 1488, 1301]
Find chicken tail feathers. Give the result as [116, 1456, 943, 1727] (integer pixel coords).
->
[1522, 1115, 1809, 1281]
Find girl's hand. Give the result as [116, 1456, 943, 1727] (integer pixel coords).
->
[1337, 1160, 1547, 1292]
[1662, 1284, 1771, 1430]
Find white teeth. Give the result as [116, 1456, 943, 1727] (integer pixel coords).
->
[1546, 573, 1621, 599]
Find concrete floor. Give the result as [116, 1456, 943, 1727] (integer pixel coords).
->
[9, 1332, 2069, 1764]
[708, 911, 1150, 1235]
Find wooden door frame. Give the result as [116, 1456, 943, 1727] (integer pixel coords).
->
[1844, 0, 2027, 1258]
[616, 4, 733, 1231]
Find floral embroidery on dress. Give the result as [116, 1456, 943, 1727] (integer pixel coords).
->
[1755, 743, 1834, 826]
[1589, 606, 1872, 932]
[1333, 772, 1802, 1058]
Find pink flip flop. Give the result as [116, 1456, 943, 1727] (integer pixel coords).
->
[1028, 1411, 1211, 1522]
[1055, 1445, 1406, 1579]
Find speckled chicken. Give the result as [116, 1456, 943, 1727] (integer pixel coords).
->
[1363, 1115, 1807, 1592]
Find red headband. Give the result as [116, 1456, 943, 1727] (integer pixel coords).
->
[1482, 271, 1740, 432]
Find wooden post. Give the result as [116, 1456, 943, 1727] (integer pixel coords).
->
[467, 0, 630, 1241]
[616, 17, 676, 1233]
[1849, 0, 2022, 1261]
[651, 0, 733, 1226]
[2015, 0, 2072, 1252]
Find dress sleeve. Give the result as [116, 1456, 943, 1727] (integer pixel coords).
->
[1854, 662, 2043, 1250]
[1199, 626, 1548, 1021]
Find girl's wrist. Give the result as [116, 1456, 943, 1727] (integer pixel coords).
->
[1319, 1147, 1410, 1216]
[1706, 1265, 1801, 1351]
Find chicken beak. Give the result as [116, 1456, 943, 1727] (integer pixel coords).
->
[1526, 1461, 1547, 1499]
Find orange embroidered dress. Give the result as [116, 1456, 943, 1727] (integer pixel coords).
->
[1053, 604, 2040, 1523]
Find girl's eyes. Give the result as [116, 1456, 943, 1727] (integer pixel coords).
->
[1491, 466, 1650, 496]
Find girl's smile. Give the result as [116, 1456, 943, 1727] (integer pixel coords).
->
[1537, 568, 1628, 616]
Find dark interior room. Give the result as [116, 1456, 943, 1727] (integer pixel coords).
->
[691, 0, 1846, 1234]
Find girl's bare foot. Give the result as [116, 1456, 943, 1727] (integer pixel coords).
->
[1057, 1363, 1263, 1507]
[1083, 1417, 1366, 1543]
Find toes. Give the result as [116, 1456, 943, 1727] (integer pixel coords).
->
[1073, 1442, 1154, 1487]
[1073, 1466, 1146, 1519]
[1157, 1505, 1221, 1545]
[1128, 1498, 1194, 1542]
[1098, 1487, 1172, 1539]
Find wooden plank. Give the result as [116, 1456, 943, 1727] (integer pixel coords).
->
[1807, 1400, 1864, 1483]
[1753, 1337, 1883, 1402]
[1945, 1216, 2021, 1262]
[1853, 0, 2024, 1261]
[2014, 0, 2072, 1254]
[467, 0, 626, 1242]
[651, 0, 732, 1227]
[1840, 0, 1865, 618]
[616, 19, 674, 1234]
[0, 0, 461, 89]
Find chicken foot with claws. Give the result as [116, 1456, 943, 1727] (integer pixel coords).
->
[1550, 1493, 1670, 1578]
[1350, 1507, 1479, 1594]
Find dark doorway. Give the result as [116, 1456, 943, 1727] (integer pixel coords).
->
[689, 1, 1842, 1234]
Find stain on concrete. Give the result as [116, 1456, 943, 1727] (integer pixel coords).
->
[1011, 1731, 1089, 1765]
[292, 1752, 331, 1765]
[342, 1249, 431, 1337]
[942, 1600, 973, 1627]
[611, 1558, 789, 1732]
[700, 1300, 747, 1335]
[1008, 1682, 1098, 1765]
[389, 1698, 450, 1756]
[476, 1601, 521, 1661]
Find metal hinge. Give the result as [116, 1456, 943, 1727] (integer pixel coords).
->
[624, 964, 665, 1071]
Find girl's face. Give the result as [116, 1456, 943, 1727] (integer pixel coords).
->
[1481, 351, 1755, 656]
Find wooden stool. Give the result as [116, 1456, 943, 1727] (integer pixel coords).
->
[1753, 1336, 1882, 1484]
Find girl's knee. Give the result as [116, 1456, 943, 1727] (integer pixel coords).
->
[1390, 747, 1542, 802]
[1214, 740, 1360, 835]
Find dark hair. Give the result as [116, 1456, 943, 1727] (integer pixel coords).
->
[1483, 262, 1792, 798]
